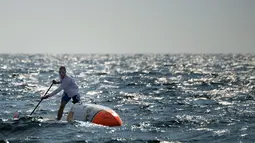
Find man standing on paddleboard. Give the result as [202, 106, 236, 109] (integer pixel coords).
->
[41, 66, 80, 120]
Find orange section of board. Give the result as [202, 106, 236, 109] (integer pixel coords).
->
[92, 110, 122, 127]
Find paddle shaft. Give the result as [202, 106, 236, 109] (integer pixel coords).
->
[30, 83, 53, 115]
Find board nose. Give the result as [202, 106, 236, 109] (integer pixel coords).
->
[92, 110, 122, 127]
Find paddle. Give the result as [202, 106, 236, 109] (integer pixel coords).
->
[30, 83, 54, 115]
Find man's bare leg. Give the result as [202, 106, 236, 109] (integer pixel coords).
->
[57, 101, 67, 120]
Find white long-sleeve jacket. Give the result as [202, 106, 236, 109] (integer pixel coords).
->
[48, 75, 79, 98]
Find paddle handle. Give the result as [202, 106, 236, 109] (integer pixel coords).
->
[30, 83, 53, 115]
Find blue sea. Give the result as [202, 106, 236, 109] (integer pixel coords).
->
[0, 54, 254, 143]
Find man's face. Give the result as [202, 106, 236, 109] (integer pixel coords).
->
[59, 69, 66, 79]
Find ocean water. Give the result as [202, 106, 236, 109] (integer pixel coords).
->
[0, 54, 254, 143]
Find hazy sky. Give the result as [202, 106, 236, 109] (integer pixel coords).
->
[0, 0, 254, 54]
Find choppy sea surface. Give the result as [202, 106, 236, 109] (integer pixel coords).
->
[0, 54, 254, 143]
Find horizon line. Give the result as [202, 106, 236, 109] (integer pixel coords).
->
[0, 52, 254, 55]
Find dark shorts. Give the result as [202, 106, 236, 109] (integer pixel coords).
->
[62, 92, 80, 104]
